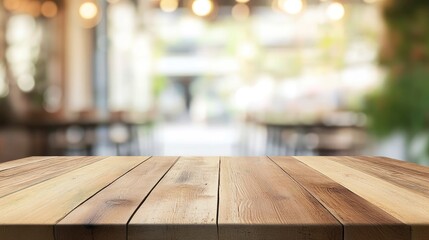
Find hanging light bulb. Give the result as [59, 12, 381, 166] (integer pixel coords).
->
[41, 1, 58, 18]
[326, 2, 345, 21]
[160, 0, 178, 12]
[232, 3, 250, 20]
[79, 2, 98, 20]
[192, 0, 213, 17]
[278, 0, 303, 15]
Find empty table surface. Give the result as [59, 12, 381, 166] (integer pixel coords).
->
[0, 156, 428, 240]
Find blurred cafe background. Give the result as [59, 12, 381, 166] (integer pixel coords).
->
[0, 0, 428, 165]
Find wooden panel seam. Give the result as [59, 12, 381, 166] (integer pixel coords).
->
[218, 156, 341, 240]
[217, 156, 222, 240]
[0, 156, 107, 199]
[293, 156, 429, 240]
[52, 156, 153, 232]
[123, 156, 181, 240]
[128, 156, 219, 240]
[267, 156, 345, 240]
[0, 156, 56, 172]
[333, 156, 429, 199]
[0, 156, 87, 177]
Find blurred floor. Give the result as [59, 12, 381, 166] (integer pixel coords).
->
[156, 122, 240, 156]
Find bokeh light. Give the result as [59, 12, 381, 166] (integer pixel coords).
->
[79, 2, 98, 20]
[41, 1, 58, 18]
[17, 75, 35, 93]
[326, 2, 345, 21]
[160, 0, 179, 13]
[6, 15, 36, 44]
[192, 0, 214, 17]
[232, 3, 250, 21]
[279, 0, 303, 15]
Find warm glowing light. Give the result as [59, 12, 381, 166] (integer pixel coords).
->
[17, 75, 35, 93]
[6, 15, 36, 44]
[79, 2, 98, 20]
[160, 0, 178, 12]
[192, 0, 213, 17]
[41, 1, 58, 18]
[232, 3, 250, 21]
[3, 0, 20, 11]
[279, 0, 303, 15]
[236, 0, 250, 3]
[326, 2, 345, 21]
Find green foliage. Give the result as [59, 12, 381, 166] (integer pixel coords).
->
[152, 75, 167, 97]
[366, 66, 429, 139]
[365, 0, 429, 164]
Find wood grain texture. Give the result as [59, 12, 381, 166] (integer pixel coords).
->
[218, 156, 341, 240]
[295, 156, 429, 240]
[0, 156, 149, 240]
[0, 156, 54, 172]
[377, 156, 429, 175]
[56, 156, 178, 240]
[128, 156, 219, 240]
[270, 156, 410, 240]
[351, 156, 429, 182]
[329, 156, 429, 199]
[0, 156, 428, 240]
[0, 156, 105, 198]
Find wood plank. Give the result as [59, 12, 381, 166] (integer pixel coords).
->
[329, 156, 429, 198]
[55, 156, 178, 240]
[0, 156, 54, 172]
[295, 156, 429, 240]
[378, 156, 429, 174]
[218, 156, 341, 240]
[0, 156, 83, 178]
[0, 156, 105, 198]
[128, 156, 219, 240]
[270, 156, 410, 240]
[0, 156, 149, 240]
[352, 156, 429, 182]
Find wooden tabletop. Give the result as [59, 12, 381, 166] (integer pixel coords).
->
[0, 156, 428, 240]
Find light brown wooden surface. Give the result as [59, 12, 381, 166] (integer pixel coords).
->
[329, 156, 429, 198]
[0, 156, 148, 240]
[128, 156, 219, 240]
[0, 156, 428, 240]
[219, 156, 341, 240]
[0, 156, 105, 198]
[295, 156, 429, 240]
[0, 156, 54, 171]
[270, 156, 410, 240]
[56, 156, 178, 240]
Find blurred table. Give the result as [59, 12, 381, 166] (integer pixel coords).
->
[4, 113, 155, 156]
[245, 113, 367, 155]
[0, 156, 427, 240]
